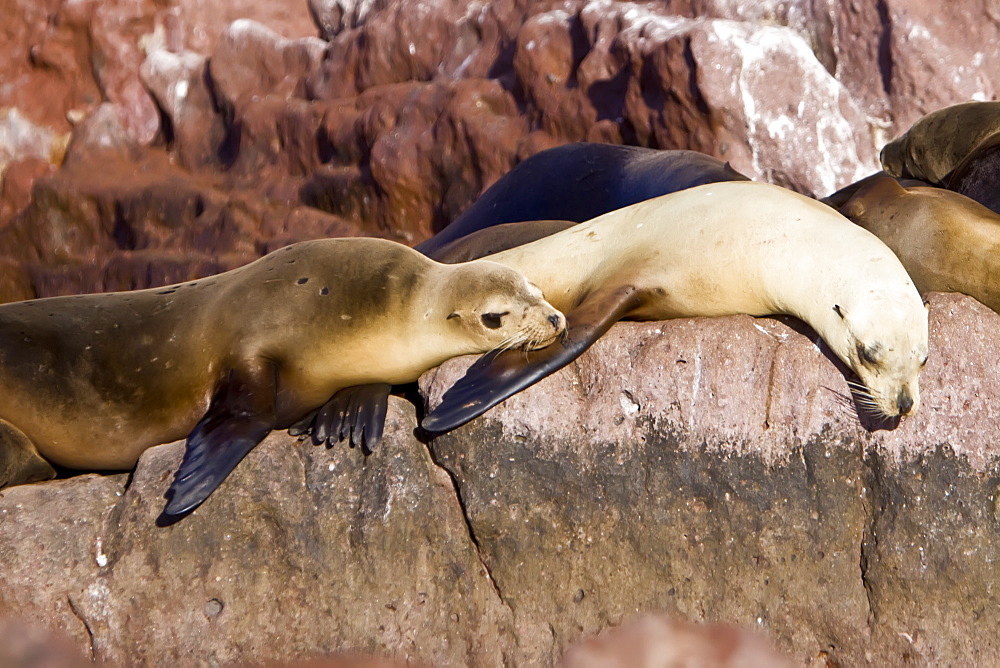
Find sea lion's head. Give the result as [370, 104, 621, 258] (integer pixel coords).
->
[879, 136, 907, 179]
[832, 296, 929, 419]
[441, 261, 565, 353]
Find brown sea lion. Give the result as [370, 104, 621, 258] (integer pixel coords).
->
[0, 238, 565, 518]
[837, 176, 1000, 311]
[820, 171, 931, 209]
[880, 101, 1000, 184]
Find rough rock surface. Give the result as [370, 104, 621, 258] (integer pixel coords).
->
[1, 0, 995, 299]
[2, 293, 998, 665]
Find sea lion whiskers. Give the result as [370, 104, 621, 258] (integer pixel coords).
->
[845, 380, 887, 418]
[824, 385, 860, 420]
[488, 324, 548, 356]
[488, 332, 527, 355]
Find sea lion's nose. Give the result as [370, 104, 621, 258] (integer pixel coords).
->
[897, 391, 914, 416]
[548, 314, 562, 330]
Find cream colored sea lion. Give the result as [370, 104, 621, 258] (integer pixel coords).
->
[837, 176, 1000, 311]
[880, 101, 1000, 184]
[422, 181, 930, 433]
[0, 238, 565, 517]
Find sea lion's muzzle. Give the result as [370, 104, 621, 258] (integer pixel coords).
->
[897, 391, 915, 417]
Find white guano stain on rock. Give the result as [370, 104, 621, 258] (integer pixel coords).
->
[0, 108, 67, 174]
[95, 537, 109, 568]
[705, 20, 875, 194]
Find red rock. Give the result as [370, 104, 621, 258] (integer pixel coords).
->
[88, 0, 161, 144]
[0, 0, 102, 133]
[140, 49, 225, 169]
[172, 0, 319, 53]
[0, 618, 90, 666]
[0, 157, 55, 229]
[656, 0, 1000, 136]
[209, 20, 325, 117]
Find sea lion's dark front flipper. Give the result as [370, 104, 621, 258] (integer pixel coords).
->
[303, 383, 392, 454]
[422, 284, 646, 434]
[160, 363, 277, 521]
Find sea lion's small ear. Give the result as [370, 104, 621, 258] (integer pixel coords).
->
[833, 304, 845, 318]
[923, 299, 930, 312]
[447, 312, 460, 320]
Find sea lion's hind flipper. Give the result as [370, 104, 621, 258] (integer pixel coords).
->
[421, 284, 646, 434]
[0, 419, 56, 488]
[287, 383, 392, 454]
[324, 383, 391, 453]
[160, 365, 276, 521]
[347, 383, 391, 454]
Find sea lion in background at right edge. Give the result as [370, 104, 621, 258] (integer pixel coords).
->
[422, 181, 929, 435]
[946, 131, 1000, 215]
[836, 176, 1000, 311]
[819, 172, 931, 210]
[880, 101, 1000, 184]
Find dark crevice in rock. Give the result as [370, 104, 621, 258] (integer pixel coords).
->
[424, 438, 509, 612]
[290, 436, 334, 527]
[859, 445, 880, 632]
[682, 36, 710, 117]
[66, 594, 96, 661]
[875, 0, 894, 97]
[762, 337, 781, 431]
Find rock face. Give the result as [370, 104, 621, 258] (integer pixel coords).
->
[2, 293, 999, 665]
[1, 0, 996, 299]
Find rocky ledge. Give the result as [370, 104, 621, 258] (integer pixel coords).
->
[2, 291, 997, 665]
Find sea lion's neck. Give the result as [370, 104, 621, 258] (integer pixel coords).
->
[484, 222, 617, 312]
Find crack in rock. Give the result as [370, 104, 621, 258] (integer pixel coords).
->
[859, 447, 880, 631]
[66, 594, 96, 662]
[424, 438, 510, 613]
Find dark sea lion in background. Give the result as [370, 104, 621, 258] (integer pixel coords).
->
[946, 131, 1000, 215]
[0, 238, 565, 518]
[880, 101, 1000, 184]
[416, 143, 751, 256]
[296, 144, 751, 449]
[430, 220, 577, 264]
[836, 176, 1000, 311]
[422, 181, 929, 434]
